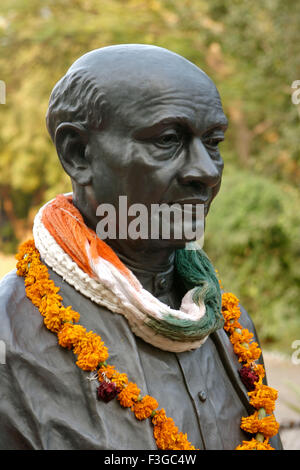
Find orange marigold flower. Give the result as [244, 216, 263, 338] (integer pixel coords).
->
[223, 317, 242, 333]
[252, 364, 265, 382]
[132, 395, 158, 420]
[118, 382, 141, 408]
[233, 341, 261, 364]
[57, 323, 87, 349]
[26, 276, 61, 308]
[222, 292, 240, 310]
[152, 408, 167, 426]
[112, 372, 128, 389]
[24, 274, 36, 287]
[16, 240, 36, 275]
[240, 412, 279, 438]
[59, 306, 80, 324]
[39, 293, 62, 316]
[248, 384, 278, 414]
[222, 305, 241, 321]
[98, 364, 117, 381]
[153, 417, 180, 450]
[74, 331, 109, 371]
[44, 310, 63, 333]
[230, 328, 254, 346]
[257, 415, 279, 438]
[172, 432, 196, 450]
[77, 352, 104, 371]
[236, 438, 274, 450]
[240, 412, 259, 434]
[153, 415, 196, 451]
[98, 365, 129, 389]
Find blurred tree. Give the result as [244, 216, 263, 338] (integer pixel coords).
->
[206, 164, 300, 351]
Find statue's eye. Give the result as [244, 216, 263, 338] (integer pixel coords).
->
[155, 130, 182, 148]
[203, 135, 224, 149]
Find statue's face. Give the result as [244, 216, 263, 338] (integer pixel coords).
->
[80, 52, 227, 248]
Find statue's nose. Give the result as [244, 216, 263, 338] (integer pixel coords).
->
[177, 137, 223, 188]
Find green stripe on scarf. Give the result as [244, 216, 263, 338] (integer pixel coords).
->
[146, 247, 224, 341]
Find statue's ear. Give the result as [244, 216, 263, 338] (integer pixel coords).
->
[54, 122, 92, 186]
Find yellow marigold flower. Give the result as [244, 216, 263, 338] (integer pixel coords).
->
[118, 382, 140, 408]
[248, 384, 278, 414]
[236, 438, 274, 450]
[132, 395, 158, 420]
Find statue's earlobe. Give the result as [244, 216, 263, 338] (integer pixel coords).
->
[54, 122, 92, 186]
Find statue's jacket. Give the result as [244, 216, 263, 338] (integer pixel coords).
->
[0, 267, 283, 450]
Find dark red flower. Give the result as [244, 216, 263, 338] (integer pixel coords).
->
[96, 381, 120, 403]
[238, 366, 259, 391]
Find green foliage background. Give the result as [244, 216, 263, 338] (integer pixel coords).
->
[0, 0, 299, 352]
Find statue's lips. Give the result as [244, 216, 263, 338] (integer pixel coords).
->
[166, 199, 209, 210]
[163, 198, 210, 218]
[171, 198, 209, 205]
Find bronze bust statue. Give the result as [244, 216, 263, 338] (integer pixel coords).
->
[0, 45, 282, 450]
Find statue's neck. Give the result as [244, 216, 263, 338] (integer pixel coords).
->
[116, 250, 184, 309]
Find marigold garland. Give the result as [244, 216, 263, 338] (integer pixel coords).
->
[222, 292, 280, 450]
[16, 241, 279, 451]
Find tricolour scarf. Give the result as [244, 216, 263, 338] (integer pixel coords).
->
[33, 194, 224, 352]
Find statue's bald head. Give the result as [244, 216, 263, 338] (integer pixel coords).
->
[46, 44, 219, 142]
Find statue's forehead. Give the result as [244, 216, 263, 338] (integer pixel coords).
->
[105, 75, 225, 133]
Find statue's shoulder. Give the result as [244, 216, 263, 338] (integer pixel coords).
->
[0, 269, 26, 312]
[0, 269, 40, 346]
